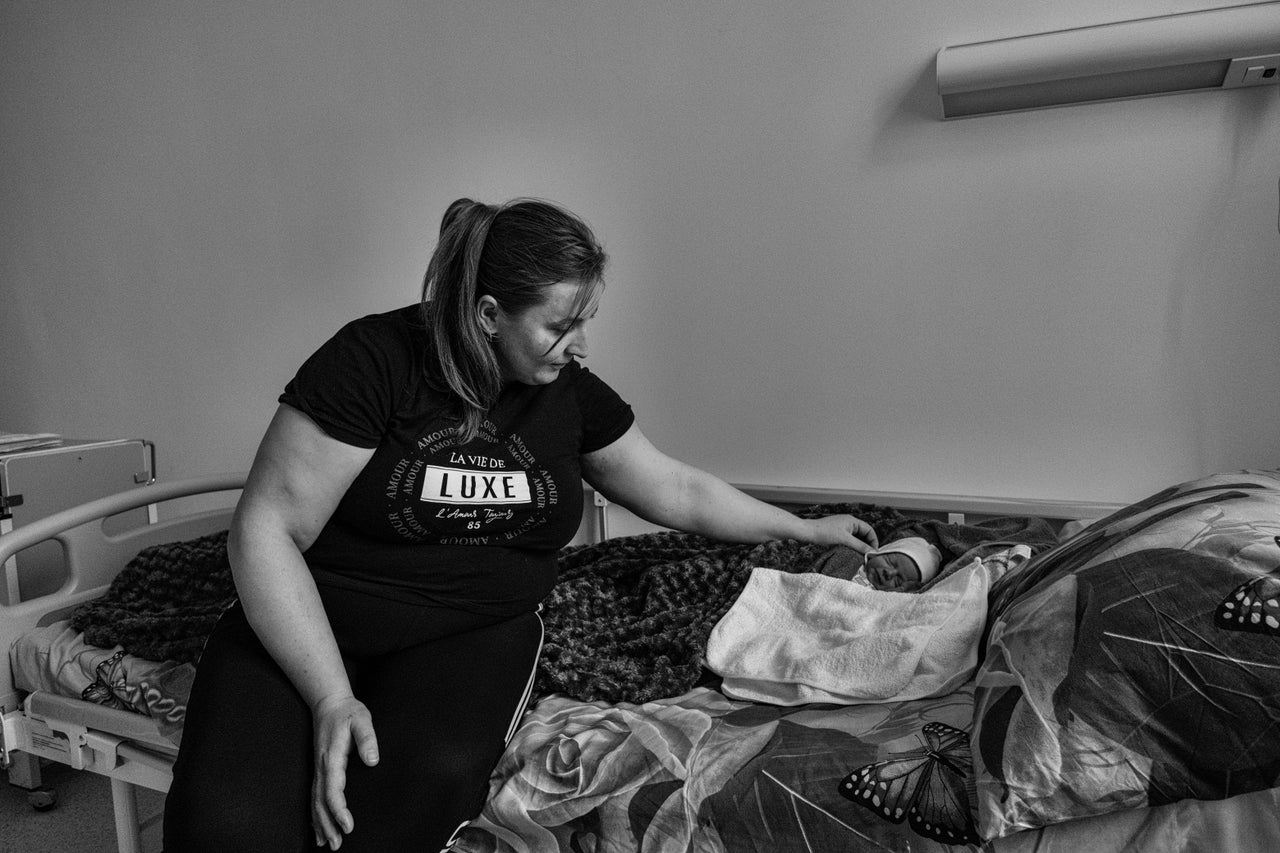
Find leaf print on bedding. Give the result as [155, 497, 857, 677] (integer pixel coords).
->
[986, 488, 1265, 632]
[1061, 548, 1280, 804]
[627, 779, 684, 847]
[701, 720, 897, 852]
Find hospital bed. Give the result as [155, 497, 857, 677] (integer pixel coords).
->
[1, 473, 243, 852]
[3, 470, 1280, 852]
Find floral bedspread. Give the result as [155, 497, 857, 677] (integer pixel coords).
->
[454, 684, 984, 853]
[972, 470, 1280, 838]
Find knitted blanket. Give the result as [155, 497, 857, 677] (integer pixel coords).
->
[67, 503, 911, 704]
[533, 503, 908, 703]
[70, 530, 235, 664]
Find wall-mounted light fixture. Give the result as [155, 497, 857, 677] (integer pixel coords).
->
[937, 1, 1280, 119]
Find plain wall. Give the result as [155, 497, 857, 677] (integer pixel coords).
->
[2, 0, 1278, 506]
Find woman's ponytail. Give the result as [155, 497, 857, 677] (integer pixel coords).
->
[422, 199, 502, 442]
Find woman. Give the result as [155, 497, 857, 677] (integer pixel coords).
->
[163, 197, 878, 852]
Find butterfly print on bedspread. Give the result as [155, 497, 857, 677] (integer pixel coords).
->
[1215, 536, 1280, 637]
[81, 649, 130, 710]
[1216, 576, 1280, 635]
[838, 721, 981, 846]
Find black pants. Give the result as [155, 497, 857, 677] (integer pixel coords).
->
[163, 587, 543, 853]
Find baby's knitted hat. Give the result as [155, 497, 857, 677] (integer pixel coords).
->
[866, 536, 943, 583]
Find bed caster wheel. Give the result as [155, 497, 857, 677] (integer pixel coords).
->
[27, 787, 57, 811]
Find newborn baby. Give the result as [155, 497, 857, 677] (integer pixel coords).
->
[863, 536, 943, 591]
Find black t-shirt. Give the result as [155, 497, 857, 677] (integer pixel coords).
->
[279, 304, 634, 615]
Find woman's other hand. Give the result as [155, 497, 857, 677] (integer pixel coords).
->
[311, 693, 380, 849]
[803, 514, 879, 553]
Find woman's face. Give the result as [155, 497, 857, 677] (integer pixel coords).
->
[489, 280, 597, 386]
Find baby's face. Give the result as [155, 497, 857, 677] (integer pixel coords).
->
[865, 552, 923, 591]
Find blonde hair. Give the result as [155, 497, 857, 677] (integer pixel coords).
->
[421, 198, 607, 443]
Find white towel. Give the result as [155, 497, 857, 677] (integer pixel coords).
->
[705, 546, 1029, 705]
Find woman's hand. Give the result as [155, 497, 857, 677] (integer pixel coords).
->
[803, 514, 879, 553]
[311, 693, 380, 850]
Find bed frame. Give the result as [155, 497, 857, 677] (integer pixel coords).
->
[0, 473, 245, 853]
[0, 473, 1121, 853]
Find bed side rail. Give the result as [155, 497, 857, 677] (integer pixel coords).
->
[0, 473, 247, 713]
[731, 483, 1124, 526]
[582, 482, 1125, 543]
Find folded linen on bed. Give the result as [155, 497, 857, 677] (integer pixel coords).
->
[706, 545, 1030, 705]
[10, 620, 194, 744]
